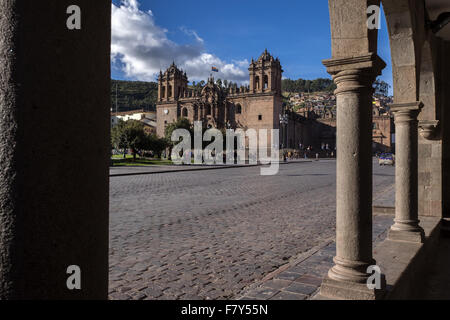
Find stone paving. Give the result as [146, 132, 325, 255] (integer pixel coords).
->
[237, 214, 394, 300]
[109, 159, 312, 177]
[420, 234, 450, 300]
[109, 159, 395, 300]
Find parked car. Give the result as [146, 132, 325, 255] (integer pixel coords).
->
[379, 153, 395, 166]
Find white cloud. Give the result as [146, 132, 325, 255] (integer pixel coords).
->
[180, 26, 204, 44]
[111, 0, 249, 83]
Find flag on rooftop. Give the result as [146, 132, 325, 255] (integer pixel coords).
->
[211, 66, 219, 72]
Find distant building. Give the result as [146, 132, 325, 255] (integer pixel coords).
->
[372, 106, 395, 153]
[289, 93, 394, 153]
[155, 50, 394, 154]
[156, 50, 294, 151]
[111, 109, 157, 135]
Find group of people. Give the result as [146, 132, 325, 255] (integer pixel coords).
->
[281, 143, 336, 162]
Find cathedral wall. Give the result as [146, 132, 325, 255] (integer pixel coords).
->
[178, 101, 195, 120]
[157, 103, 178, 137]
[227, 96, 248, 128]
[245, 94, 278, 131]
[246, 94, 280, 149]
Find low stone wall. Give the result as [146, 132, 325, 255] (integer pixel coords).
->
[373, 206, 395, 215]
[374, 217, 441, 299]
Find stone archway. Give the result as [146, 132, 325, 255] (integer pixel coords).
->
[417, 39, 443, 217]
[382, 0, 423, 104]
[321, 0, 449, 300]
[419, 40, 437, 120]
[320, 0, 438, 299]
[1, 0, 448, 301]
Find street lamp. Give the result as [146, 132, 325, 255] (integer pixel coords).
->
[279, 113, 289, 149]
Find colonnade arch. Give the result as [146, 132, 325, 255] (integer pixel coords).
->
[419, 40, 437, 120]
[320, 0, 446, 299]
[0, 0, 448, 301]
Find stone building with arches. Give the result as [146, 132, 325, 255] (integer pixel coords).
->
[1, 0, 450, 300]
[156, 50, 285, 141]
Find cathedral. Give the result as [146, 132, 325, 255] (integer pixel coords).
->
[156, 50, 284, 139]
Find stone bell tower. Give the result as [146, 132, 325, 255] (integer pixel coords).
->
[158, 62, 188, 102]
[249, 49, 283, 95]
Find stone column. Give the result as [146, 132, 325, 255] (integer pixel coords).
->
[165, 78, 169, 101]
[442, 41, 450, 236]
[388, 102, 425, 243]
[0, 1, 110, 299]
[320, 54, 386, 300]
[268, 71, 273, 92]
[250, 71, 256, 93]
[158, 80, 162, 101]
[260, 69, 264, 93]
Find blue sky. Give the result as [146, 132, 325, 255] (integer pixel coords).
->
[111, 0, 393, 94]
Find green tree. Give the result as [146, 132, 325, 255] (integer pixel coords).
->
[281, 77, 335, 93]
[153, 137, 170, 158]
[124, 120, 147, 160]
[111, 119, 147, 160]
[111, 80, 158, 112]
[165, 118, 192, 141]
[111, 119, 128, 157]
[165, 118, 193, 160]
[141, 134, 169, 159]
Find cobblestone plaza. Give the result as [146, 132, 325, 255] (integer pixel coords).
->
[109, 160, 395, 300]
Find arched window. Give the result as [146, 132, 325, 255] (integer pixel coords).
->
[206, 105, 212, 116]
[161, 86, 165, 98]
[255, 76, 260, 89]
[168, 85, 172, 97]
[264, 75, 268, 89]
[182, 108, 188, 117]
[236, 104, 242, 114]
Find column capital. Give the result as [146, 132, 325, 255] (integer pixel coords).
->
[323, 53, 386, 76]
[418, 120, 441, 140]
[390, 101, 423, 122]
[323, 53, 386, 95]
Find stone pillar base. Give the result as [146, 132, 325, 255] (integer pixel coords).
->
[320, 275, 386, 300]
[387, 228, 425, 243]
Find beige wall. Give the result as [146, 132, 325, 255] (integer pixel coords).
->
[157, 102, 178, 137]
[373, 116, 393, 151]
[418, 138, 442, 217]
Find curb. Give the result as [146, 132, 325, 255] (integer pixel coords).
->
[110, 160, 314, 177]
[110, 164, 260, 177]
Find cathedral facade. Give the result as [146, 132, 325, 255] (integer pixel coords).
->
[156, 50, 284, 141]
